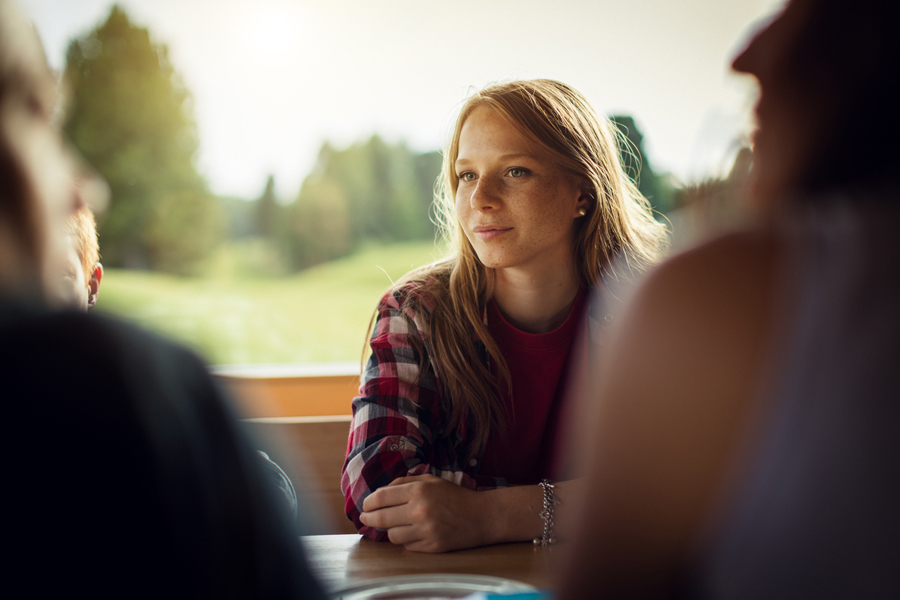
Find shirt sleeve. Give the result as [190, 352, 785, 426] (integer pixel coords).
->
[340, 290, 503, 541]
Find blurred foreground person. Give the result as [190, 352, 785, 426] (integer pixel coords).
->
[558, 0, 900, 597]
[0, 1, 324, 596]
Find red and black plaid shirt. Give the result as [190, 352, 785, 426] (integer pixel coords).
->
[340, 280, 607, 541]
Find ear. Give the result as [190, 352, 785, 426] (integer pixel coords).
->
[574, 180, 594, 218]
[87, 263, 103, 310]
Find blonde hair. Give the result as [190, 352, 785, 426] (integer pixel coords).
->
[386, 80, 667, 457]
[67, 205, 99, 285]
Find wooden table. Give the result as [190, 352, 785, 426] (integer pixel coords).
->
[302, 534, 554, 592]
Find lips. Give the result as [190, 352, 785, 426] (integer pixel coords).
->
[472, 225, 512, 240]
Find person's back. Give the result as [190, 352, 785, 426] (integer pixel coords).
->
[4, 305, 323, 597]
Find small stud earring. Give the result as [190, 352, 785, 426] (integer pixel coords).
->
[578, 208, 587, 217]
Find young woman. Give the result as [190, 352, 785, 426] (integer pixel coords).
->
[341, 79, 668, 553]
[557, 0, 900, 596]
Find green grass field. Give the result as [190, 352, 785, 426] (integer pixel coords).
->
[96, 240, 447, 366]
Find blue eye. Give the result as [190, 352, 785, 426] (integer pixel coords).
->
[508, 168, 528, 178]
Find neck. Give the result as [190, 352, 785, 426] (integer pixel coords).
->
[491, 260, 581, 334]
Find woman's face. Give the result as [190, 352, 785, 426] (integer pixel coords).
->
[733, 0, 824, 205]
[454, 106, 586, 277]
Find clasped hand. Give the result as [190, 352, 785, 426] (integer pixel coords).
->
[359, 474, 492, 553]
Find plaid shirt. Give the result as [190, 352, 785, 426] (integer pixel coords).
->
[340, 281, 606, 541]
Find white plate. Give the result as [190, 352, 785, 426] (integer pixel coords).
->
[331, 573, 537, 600]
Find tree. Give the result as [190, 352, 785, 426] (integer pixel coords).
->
[319, 135, 440, 240]
[255, 174, 280, 239]
[413, 150, 443, 238]
[64, 5, 222, 272]
[611, 115, 674, 215]
[142, 189, 223, 275]
[281, 136, 442, 270]
[287, 176, 352, 269]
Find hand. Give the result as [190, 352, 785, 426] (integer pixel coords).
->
[359, 474, 492, 553]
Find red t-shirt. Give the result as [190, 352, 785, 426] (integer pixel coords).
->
[480, 287, 588, 484]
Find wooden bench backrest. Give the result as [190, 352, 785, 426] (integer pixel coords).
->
[242, 416, 358, 535]
[215, 367, 360, 534]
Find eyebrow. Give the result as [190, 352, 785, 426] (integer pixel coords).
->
[455, 153, 539, 167]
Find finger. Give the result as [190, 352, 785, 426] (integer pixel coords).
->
[363, 484, 413, 512]
[387, 474, 434, 486]
[386, 524, 422, 546]
[360, 504, 413, 530]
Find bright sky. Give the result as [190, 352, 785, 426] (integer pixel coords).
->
[20, 0, 781, 200]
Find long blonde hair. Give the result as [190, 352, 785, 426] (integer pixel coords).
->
[383, 80, 667, 457]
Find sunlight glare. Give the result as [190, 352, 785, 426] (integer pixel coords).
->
[249, 8, 296, 62]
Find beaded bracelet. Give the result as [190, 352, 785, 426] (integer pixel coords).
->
[533, 479, 559, 546]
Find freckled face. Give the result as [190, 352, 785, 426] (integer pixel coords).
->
[455, 106, 584, 275]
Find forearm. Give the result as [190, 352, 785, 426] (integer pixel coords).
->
[481, 479, 583, 545]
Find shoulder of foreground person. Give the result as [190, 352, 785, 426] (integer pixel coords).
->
[641, 229, 780, 311]
[602, 229, 782, 376]
[556, 229, 782, 598]
[2, 308, 327, 599]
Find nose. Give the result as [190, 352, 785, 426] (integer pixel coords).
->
[468, 175, 500, 212]
[732, 9, 783, 78]
[732, 27, 763, 77]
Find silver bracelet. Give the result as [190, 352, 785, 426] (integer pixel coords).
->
[533, 479, 559, 546]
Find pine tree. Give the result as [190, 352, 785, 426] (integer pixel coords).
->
[611, 115, 674, 214]
[255, 175, 279, 240]
[64, 5, 222, 272]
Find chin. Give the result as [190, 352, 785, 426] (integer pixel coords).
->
[473, 251, 510, 270]
[476, 258, 503, 270]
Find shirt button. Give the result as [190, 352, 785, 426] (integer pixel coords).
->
[469, 459, 478, 467]
[390, 444, 399, 451]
